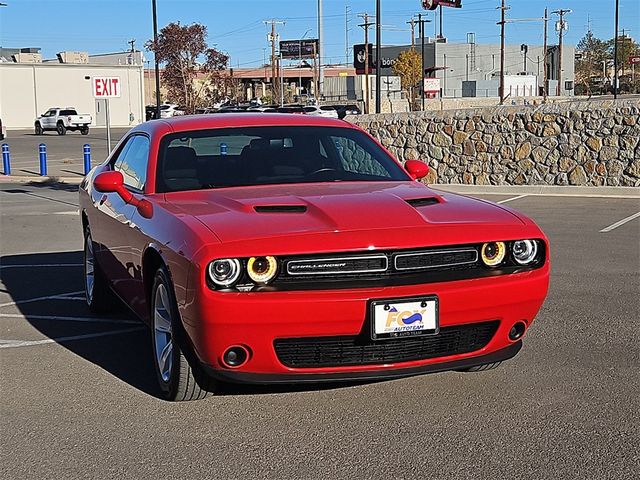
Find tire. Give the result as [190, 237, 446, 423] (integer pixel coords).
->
[81, 127, 89, 135]
[458, 361, 502, 373]
[35, 123, 43, 135]
[56, 122, 66, 135]
[151, 266, 214, 401]
[83, 226, 115, 313]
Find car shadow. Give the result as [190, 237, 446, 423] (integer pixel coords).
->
[1, 250, 368, 400]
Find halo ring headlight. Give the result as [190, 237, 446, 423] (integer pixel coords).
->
[512, 240, 538, 265]
[247, 256, 278, 284]
[208, 258, 242, 287]
[481, 242, 506, 267]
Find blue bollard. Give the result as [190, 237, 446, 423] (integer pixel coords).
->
[39, 143, 47, 176]
[2, 144, 10, 176]
[83, 144, 91, 175]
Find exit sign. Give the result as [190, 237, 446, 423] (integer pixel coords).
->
[92, 77, 121, 98]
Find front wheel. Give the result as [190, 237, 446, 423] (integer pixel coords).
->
[81, 127, 89, 135]
[84, 226, 115, 313]
[56, 122, 66, 135]
[151, 266, 214, 401]
[35, 123, 43, 135]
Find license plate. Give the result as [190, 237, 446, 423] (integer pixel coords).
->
[371, 296, 439, 340]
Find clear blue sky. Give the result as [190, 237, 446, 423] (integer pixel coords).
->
[1, 0, 638, 67]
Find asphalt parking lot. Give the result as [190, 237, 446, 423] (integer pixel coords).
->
[1, 128, 129, 178]
[0, 183, 639, 479]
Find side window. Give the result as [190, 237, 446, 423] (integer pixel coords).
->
[113, 135, 150, 191]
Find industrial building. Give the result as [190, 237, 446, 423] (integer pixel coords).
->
[0, 48, 145, 130]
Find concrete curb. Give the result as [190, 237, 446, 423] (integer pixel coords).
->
[0, 175, 83, 185]
[431, 184, 640, 198]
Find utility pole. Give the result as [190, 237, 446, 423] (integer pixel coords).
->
[614, 0, 619, 98]
[439, 5, 443, 39]
[318, 0, 324, 99]
[375, 0, 381, 113]
[543, 7, 548, 100]
[407, 18, 416, 49]
[359, 13, 374, 114]
[264, 20, 285, 103]
[497, 0, 510, 104]
[552, 9, 571, 96]
[151, 0, 161, 118]
[345, 5, 350, 65]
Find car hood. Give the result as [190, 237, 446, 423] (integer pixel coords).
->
[167, 182, 524, 244]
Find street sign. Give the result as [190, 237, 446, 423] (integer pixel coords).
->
[629, 56, 640, 65]
[423, 78, 441, 93]
[92, 77, 121, 98]
[422, 0, 462, 10]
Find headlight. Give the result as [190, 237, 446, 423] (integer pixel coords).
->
[512, 240, 538, 265]
[208, 259, 241, 287]
[247, 256, 278, 284]
[481, 242, 506, 267]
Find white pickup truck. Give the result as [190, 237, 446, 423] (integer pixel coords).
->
[35, 107, 92, 135]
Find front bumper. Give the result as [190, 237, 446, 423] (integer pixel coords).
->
[182, 264, 548, 382]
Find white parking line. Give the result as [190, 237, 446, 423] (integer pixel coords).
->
[497, 195, 528, 204]
[52, 210, 79, 215]
[0, 327, 144, 349]
[0, 264, 82, 270]
[599, 211, 640, 233]
[0, 313, 139, 325]
[0, 290, 83, 308]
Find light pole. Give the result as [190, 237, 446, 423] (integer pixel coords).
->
[375, 0, 381, 113]
[613, 0, 619, 98]
[151, 0, 161, 118]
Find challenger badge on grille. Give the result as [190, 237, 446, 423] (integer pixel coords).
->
[286, 255, 388, 276]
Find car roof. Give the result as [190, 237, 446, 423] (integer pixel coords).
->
[142, 113, 351, 135]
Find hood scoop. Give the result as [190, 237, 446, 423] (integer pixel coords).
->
[254, 205, 307, 213]
[405, 197, 440, 208]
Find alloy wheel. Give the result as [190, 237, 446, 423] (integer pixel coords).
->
[153, 283, 174, 383]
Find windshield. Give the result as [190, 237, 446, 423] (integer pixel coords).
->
[156, 126, 410, 193]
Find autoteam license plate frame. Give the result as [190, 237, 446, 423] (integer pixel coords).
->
[370, 295, 439, 340]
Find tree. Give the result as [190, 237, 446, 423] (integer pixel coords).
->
[145, 22, 229, 113]
[575, 31, 609, 94]
[607, 34, 640, 77]
[392, 49, 422, 110]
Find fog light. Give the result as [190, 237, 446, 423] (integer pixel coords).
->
[481, 242, 506, 267]
[247, 256, 278, 284]
[222, 346, 249, 368]
[512, 240, 538, 265]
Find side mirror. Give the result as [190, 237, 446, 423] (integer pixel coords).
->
[94, 170, 153, 219]
[94, 170, 124, 193]
[404, 160, 429, 180]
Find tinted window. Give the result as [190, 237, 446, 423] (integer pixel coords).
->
[113, 135, 149, 191]
[60, 109, 78, 116]
[156, 126, 409, 193]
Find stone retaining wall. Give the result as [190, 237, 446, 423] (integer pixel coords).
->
[348, 99, 640, 187]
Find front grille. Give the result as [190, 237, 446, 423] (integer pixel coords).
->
[286, 255, 388, 276]
[394, 249, 478, 271]
[274, 320, 499, 368]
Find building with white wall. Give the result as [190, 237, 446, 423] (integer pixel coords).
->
[0, 49, 145, 130]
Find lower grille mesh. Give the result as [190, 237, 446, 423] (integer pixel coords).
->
[274, 321, 499, 368]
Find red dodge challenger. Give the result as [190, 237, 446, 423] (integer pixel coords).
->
[79, 114, 549, 401]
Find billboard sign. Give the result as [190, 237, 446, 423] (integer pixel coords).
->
[422, 0, 462, 10]
[423, 78, 441, 93]
[279, 39, 319, 59]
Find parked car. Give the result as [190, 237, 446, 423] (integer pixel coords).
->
[35, 107, 92, 135]
[0, 118, 5, 140]
[159, 104, 185, 118]
[333, 104, 362, 119]
[303, 105, 340, 118]
[80, 114, 550, 401]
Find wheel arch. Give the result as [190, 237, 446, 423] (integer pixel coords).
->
[142, 244, 170, 318]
